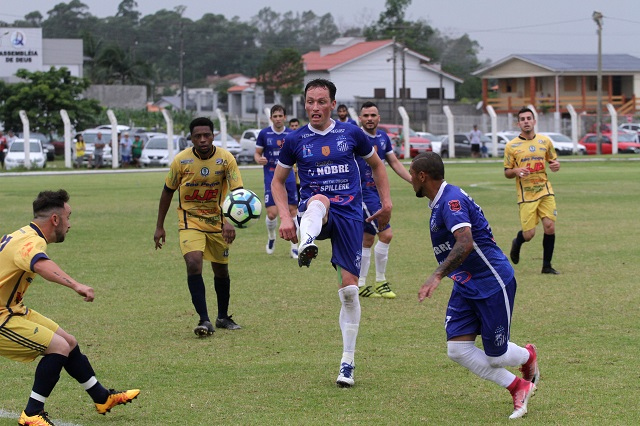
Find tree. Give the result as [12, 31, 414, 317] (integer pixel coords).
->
[0, 68, 101, 137]
[256, 48, 305, 105]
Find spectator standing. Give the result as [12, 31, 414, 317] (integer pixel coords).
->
[93, 132, 106, 168]
[469, 125, 482, 158]
[74, 134, 86, 168]
[120, 132, 133, 167]
[0, 131, 6, 168]
[132, 134, 144, 167]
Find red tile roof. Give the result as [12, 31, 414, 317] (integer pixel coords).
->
[303, 39, 393, 71]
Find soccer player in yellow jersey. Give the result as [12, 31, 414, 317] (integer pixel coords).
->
[154, 117, 244, 336]
[504, 107, 561, 274]
[0, 190, 139, 426]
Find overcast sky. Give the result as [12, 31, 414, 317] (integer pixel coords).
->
[2, 0, 640, 62]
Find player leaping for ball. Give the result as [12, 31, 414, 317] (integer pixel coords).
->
[0, 190, 139, 426]
[271, 79, 392, 387]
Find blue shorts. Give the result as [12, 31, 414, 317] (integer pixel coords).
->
[444, 277, 517, 357]
[265, 179, 298, 207]
[299, 210, 363, 277]
[362, 190, 391, 236]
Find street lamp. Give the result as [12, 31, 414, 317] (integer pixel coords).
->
[593, 11, 603, 155]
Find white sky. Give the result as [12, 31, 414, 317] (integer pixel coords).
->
[1, 0, 640, 62]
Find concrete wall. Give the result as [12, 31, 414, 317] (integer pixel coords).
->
[84, 85, 147, 109]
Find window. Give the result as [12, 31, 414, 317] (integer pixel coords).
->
[426, 88, 443, 99]
[374, 88, 386, 98]
[399, 88, 411, 99]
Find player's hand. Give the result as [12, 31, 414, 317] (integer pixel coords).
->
[279, 216, 298, 243]
[76, 284, 95, 302]
[154, 227, 166, 250]
[517, 168, 529, 178]
[418, 274, 440, 302]
[367, 204, 391, 229]
[222, 222, 236, 244]
[257, 156, 268, 166]
[549, 159, 560, 172]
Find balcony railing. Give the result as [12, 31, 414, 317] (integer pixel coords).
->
[485, 95, 634, 114]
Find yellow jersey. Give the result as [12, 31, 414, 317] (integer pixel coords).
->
[165, 146, 243, 233]
[504, 134, 558, 203]
[0, 223, 50, 322]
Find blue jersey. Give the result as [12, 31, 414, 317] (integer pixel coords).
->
[356, 129, 393, 195]
[428, 182, 514, 299]
[256, 126, 296, 186]
[278, 120, 374, 221]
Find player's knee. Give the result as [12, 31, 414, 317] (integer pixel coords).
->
[447, 341, 468, 364]
[487, 352, 508, 368]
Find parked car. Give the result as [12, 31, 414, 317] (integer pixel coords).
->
[539, 132, 586, 155]
[484, 131, 518, 157]
[139, 135, 190, 167]
[3, 139, 47, 170]
[437, 133, 472, 158]
[78, 129, 113, 167]
[237, 128, 261, 163]
[18, 132, 55, 161]
[618, 122, 640, 137]
[426, 134, 444, 155]
[213, 132, 242, 156]
[378, 124, 432, 158]
[579, 132, 640, 154]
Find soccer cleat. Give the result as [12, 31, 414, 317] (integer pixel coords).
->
[194, 320, 215, 337]
[509, 379, 536, 419]
[18, 411, 55, 426]
[290, 247, 299, 259]
[519, 344, 540, 385]
[336, 362, 355, 388]
[510, 238, 521, 264]
[375, 281, 396, 298]
[266, 239, 275, 255]
[359, 285, 382, 298]
[95, 389, 140, 415]
[541, 266, 560, 274]
[215, 315, 242, 330]
[298, 241, 318, 268]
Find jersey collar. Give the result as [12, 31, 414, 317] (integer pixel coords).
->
[192, 145, 216, 160]
[29, 222, 47, 242]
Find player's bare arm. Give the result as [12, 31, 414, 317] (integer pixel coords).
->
[254, 146, 268, 166]
[271, 164, 298, 243]
[419, 226, 473, 302]
[33, 259, 95, 302]
[549, 159, 560, 172]
[366, 154, 392, 227]
[154, 187, 174, 249]
[386, 153, 412, 183]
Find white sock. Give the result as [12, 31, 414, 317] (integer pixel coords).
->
[358, 247, 371, 287]
[447, 341, 516, 388]
[374, 241, 390, 282]
[338, 286, 360, 365]
[487, 342, 531, 368]
[265, 216, 278, 240]
[291, 241, 297, 251]
[299, 200, 326, 247]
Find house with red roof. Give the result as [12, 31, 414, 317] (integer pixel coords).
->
[303, 37, 462, 104]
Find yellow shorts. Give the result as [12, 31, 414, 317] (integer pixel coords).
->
[519, 195, 557, 232]
[0, 309, 58, 363]
[179, 229, 229, 264]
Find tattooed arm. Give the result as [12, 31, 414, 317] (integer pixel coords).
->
[419, 226, 474, 302]
[33, 259, 95, 302]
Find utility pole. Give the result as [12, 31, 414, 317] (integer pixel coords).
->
[593, 11, 603, 155]
[179, 20, 185, 111]
[392, 36, 397, 124]
[401, 44, 406, 106]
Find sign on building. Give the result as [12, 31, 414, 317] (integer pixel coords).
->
[0, 28, 44, 76]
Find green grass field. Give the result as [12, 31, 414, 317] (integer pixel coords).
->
[1, 158, 639, 425]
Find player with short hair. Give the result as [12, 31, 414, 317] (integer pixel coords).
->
[271, 79, 392, 387]
[336, 104, 358, 126]
[356, 101, 412, 298]
[254, 105, 299, 258]
[288, 118, 300, 130]
[0, 189, 139, 426]
[154, 117, 243, 336]
[410, 152, 539, 419]
[504, 107, 561, 274]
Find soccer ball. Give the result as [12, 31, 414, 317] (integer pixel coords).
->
[222, 188, 262, 228]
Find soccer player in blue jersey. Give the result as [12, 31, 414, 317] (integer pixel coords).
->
[336, 104, 358, 126]
[410, 152, 539, 419]
[271, 79, 392, 388]
[356, 101, 412, 299]
[1, 190, 139, 426]
[254, 105, 299, 259]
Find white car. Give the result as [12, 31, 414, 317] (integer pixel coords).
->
[236, 128, 261, 164]
[213, 132, 242, 156]
[484, 132, 517, 157]
[3, 139, 47, 170]
[539, 132, 587, 155]
[139, 135, 190, 167]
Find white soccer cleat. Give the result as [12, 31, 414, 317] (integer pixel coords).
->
[290, 247, 299, 259]
[336, 362, 355, 388]
[265, 239, 275, 255]
[297, 240, 318, 268]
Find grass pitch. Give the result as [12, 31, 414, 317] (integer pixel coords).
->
[0, 158, 639, 425]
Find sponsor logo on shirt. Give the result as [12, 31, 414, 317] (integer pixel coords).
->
[201, 167, 210, 176]
[448, 200, 461, 212]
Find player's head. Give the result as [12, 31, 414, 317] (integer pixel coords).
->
[288, 118, 300, 130]
[270, 104, 287, 130]
[337, 104, 349, 120]
[304, 79, 337, 130]
[190, 117, 215, 156]
[33, 189, 71, 243]
[517, 107, 535, 133]
[409, 152, 445, 199]
[359, 101, 380, 133]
